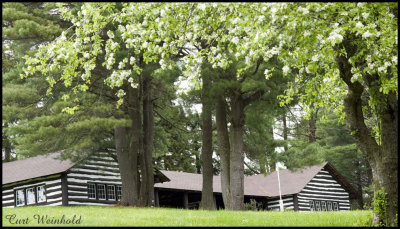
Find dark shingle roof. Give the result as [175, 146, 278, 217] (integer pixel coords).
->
[2, 152, 76, 185]
[244, 163, 326, 196]
[156, 162, 355, 198]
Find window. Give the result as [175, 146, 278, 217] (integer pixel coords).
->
[309, 200, 315, 211]
[315, 201, 321, 211]
[26, 187, 36, 205]
[107, 185, 116, 200]
[87, 183, 120, 201]
[88, 183, 96, 199]
[117, 185, 122, 201]
[37, 186, 46, 203]
[333, 202, 339, 211]
[327, 201, 332, 211]
[98, 184, 106, 200]
[321, 201, 327, 211]
[16, 189, 25, 206]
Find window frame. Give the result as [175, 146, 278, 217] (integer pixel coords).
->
[88, 183, 97, 199]
[333, 202, 339, 211]
[321, 201, 327, 211]
[315, 200, 321, 211]
[15, 189, 26, 207]
[309, 200, 315, 212]
[327, 201, 332, 211]
[26, 187, 36, 205]
[36, 185, 47, 203]
[107, 185, 116, 201]
[97, 184, 106, 200]
[117, 185, 122, 201]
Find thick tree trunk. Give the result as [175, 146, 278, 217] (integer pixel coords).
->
[216, 95, 232, 210]
[200, 73, 216, 210]
[229, 94, 245, 211]
[115, 126, 139, 206]
[115, 87, 141, 206]
[336, 40, 398, 225]
[140, 72, 155, 207]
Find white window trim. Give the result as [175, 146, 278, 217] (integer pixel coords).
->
[333, 202, 339, 211]
[36, 185, 46, 203]
[327, 201, 332, 211]
[16, 189, 25, 207]
[321, 201, 327, 211]
[97, 184, 106, 200]
[107, 185, 116, 201]
[26, 187, 36, 205]
[117, 185, 122, 201]
[309, 200, 315, 212]
[88, 183, 96, 199]
[315, 201, 321, 211]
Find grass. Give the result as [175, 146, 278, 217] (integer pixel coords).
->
[2, 206, 373, 227]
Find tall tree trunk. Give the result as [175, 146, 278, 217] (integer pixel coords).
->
[282, 112, 288, 152]
[3, 129, 11, 162]
[268, 125, 277, 173]
[140, 72, 155, 206]
[115, 87, 141, 206]
[308, 108, 317, 143]
[216, 95, 231, 210]
[355, 160, 364, 209]
[195, 152, 201, 174]
[200, 73, 215, 210]
[335, 39, 398, 225]
[229, 94, 245, 211]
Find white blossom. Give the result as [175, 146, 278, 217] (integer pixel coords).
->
[198, 4, 206, 11]
[362, 12, 369, 19]
[232, 17, 240, 25]
[282, 65, 290, 75]
[355, 22, 364, 28]
[298, 7, 309, 15]
[107, 31, 114, 39]
[362, 31, 373, 39]
[378, 66, 386, 73]
[392, 56, 398, 64]
[327, 31, 343, 45]
[304, 31, 311, 37]
[312, 54, 319, 62]
[232, 37, 239, 44]
[351, 73, 361, 83]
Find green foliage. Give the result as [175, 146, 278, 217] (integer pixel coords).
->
[371, 187, 389, 227]
[244, 199, 263, 211]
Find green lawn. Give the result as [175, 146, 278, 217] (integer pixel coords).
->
[2, 206, 373, 227]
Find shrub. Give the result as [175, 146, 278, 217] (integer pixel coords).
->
[244, 199, 263, 211]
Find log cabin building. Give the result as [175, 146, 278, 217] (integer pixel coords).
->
[2, 152, 358, 211]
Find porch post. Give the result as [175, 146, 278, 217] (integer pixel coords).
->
[183, 191, 188, 209]
[154, 188, 159, 207]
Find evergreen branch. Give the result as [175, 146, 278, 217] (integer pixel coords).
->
[154, 108, 200, 134]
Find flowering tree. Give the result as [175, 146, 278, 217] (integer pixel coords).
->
[22, 2, 397, 222]
[274, 3, 397, 225]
